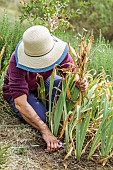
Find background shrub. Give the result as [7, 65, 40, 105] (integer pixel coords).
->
[0, 13, 25, 69]
[68, 0, 113, 42]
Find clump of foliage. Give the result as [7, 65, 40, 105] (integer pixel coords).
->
[33, 33, 111, 164]
[19, 0, 72, 32]
[38, 35, 113, 165]
[19, 0, 113, 41]
[0, 13, 24, 68]
[69, 0, 113, 41]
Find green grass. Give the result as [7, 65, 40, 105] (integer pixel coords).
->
[0, 0, 21, 22]
[0, 13, 25, 68]
[56, 30, 113, 80]
[88, 35, 113, 80]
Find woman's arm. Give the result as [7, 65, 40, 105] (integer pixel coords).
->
[14, 94, 62, 152]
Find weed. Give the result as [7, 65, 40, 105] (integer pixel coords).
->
[0, 145, 9, 165]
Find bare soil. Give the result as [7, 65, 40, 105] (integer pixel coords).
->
[0, 94, 113, 170]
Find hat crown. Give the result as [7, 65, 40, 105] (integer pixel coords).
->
[23, 26, 54, 56]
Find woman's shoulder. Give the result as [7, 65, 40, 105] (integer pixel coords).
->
[9, 51, 16, 63]
[8, 51, 27, 75]
[60, 52, 72, 64]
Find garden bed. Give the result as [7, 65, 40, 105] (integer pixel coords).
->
[0, 94, 113, 170]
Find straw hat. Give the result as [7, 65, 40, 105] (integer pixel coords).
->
[15, 25, 68, 72]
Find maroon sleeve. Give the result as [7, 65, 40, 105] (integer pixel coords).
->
[8, 55, 28, 99]
[57, 53, 76, 76]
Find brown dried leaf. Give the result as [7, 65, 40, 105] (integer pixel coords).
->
[99, 151, 113, 166]
[63, 162, 68, 169]
[67, 87, 72, 100]
[60, 111, 72, 138]
[0, 45, 6, 60]
[68, 42, 78, 69]
[86, 35, 94, 55]
[64, 145, 73, 160]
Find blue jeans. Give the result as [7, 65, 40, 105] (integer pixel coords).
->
[9, 75, 62, 123]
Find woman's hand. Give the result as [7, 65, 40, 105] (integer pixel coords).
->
[41, 127, 62, 152]
[75, 74, 88, 92]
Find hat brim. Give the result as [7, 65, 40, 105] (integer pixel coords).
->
[15, 36, 68, 72]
